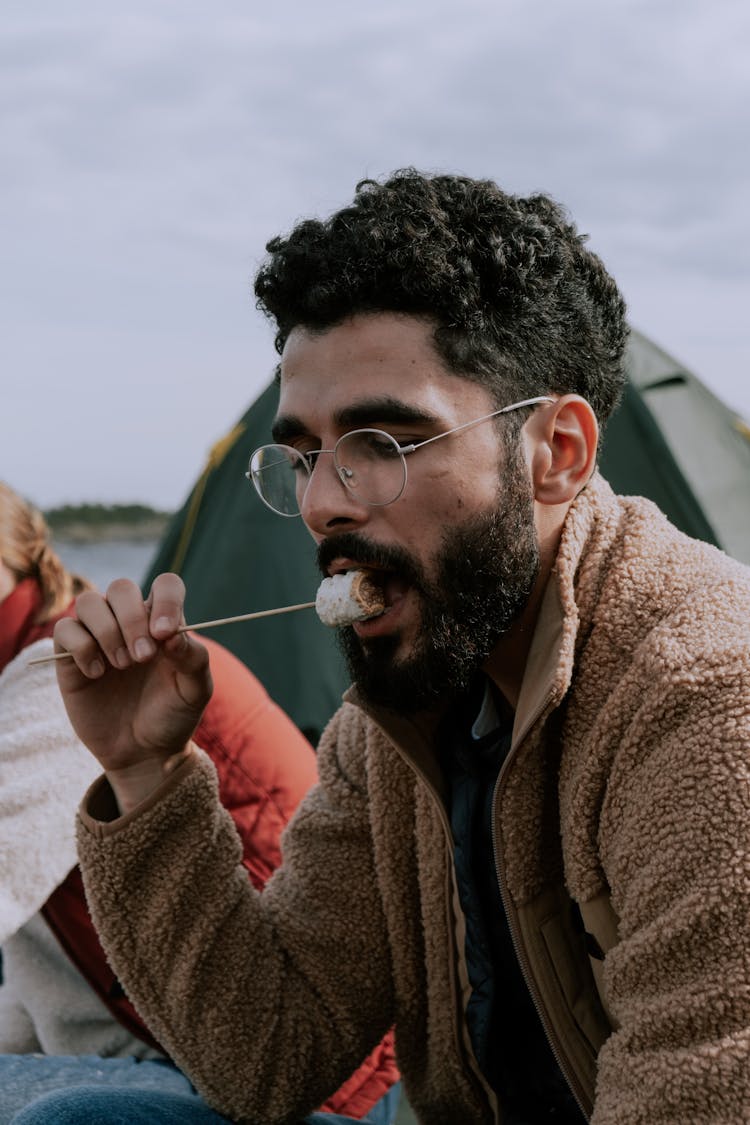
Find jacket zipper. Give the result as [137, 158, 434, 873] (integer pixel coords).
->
[490, 704, 591, 1121]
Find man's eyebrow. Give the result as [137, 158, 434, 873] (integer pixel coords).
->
[271, 414, 306, 444]
[335, 398, 439, 429]
[271, 398, 439, 445]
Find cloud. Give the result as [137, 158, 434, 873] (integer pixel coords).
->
[3, 0, 749, 504]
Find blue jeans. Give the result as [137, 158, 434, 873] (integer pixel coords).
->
[0, 1055, 400, 1124]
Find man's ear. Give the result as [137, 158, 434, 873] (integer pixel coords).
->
[527, 395, 598, 505]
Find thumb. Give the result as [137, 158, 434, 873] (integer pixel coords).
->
[163, 631, 213, 710]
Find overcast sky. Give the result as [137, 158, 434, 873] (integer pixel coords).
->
[3, 0, 749, 509]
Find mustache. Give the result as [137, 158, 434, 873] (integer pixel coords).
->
[317, 532, 426, 591]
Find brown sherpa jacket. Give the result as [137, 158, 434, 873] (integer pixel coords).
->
[76, 473, 750, 1124]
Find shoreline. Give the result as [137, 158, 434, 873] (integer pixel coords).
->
[52, 518, 169, 544]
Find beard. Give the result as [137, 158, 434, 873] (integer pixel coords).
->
[317, 452, 540, 714]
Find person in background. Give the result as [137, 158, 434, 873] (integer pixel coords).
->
[0, 480, 399, 1124]
[0, 481, 97, 954]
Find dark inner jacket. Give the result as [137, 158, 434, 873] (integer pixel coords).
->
[440, 677, 585, 1122]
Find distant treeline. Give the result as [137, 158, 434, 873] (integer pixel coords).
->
[44, 503, 172, 542]
[45, 503, 170, 528]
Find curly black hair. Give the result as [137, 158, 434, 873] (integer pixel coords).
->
[254, 169, 628, 424]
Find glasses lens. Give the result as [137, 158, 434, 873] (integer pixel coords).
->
[249, 445, 308, 516]
[334, 430, 406, 506]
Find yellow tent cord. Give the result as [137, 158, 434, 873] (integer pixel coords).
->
[169, 422, 247, 574]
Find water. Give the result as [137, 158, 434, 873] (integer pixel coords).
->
[53, 539, 160, 593]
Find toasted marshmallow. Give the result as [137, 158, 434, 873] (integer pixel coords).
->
[315, 570, 386, 627]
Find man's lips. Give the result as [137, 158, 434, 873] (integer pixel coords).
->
[326, 557, 367, 578]
[352, 580, 415, 638]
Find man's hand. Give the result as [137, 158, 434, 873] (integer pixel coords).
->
[54, 573, 212, 813]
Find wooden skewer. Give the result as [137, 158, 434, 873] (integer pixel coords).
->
[181, 601, 315, 631]
[27, 601, 317, 666]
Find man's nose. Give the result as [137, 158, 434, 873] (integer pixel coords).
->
[300, 452, 370, 534]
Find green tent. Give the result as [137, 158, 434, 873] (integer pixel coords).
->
[600, 330, 750, 563]
[143, 330, 750, 738]
[143, 383, 347, 744]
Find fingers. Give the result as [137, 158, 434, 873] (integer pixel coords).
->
[54, 615, 107, 680]
[54, 574, 188, 678]
[87, 579, 157, 668]
[147, 572, 187, 640]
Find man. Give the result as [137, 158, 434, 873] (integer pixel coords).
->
[40, 171, 749, 1123]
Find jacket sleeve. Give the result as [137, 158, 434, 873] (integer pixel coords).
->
[191, 634, 319, 891]
[592, 644, 750, 1124]
[0, 639, 101, 945]
[76, 706, 395, 1125]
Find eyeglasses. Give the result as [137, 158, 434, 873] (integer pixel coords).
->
[246, 395, 555, 517]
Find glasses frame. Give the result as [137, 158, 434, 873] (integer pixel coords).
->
[247, 395, 555, 517]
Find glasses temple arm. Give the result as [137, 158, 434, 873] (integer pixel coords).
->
[399, 396, 555, 454]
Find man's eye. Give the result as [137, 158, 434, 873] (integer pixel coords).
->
[289, 443, 318, 460]
[360, 434, 401, 458]
[283, 446, 316, 472]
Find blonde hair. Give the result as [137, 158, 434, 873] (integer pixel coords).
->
[0, 481, 91, 622]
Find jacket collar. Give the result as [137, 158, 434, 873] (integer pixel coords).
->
[0, 577, 78, 673]
[0, 578, 47, 672]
